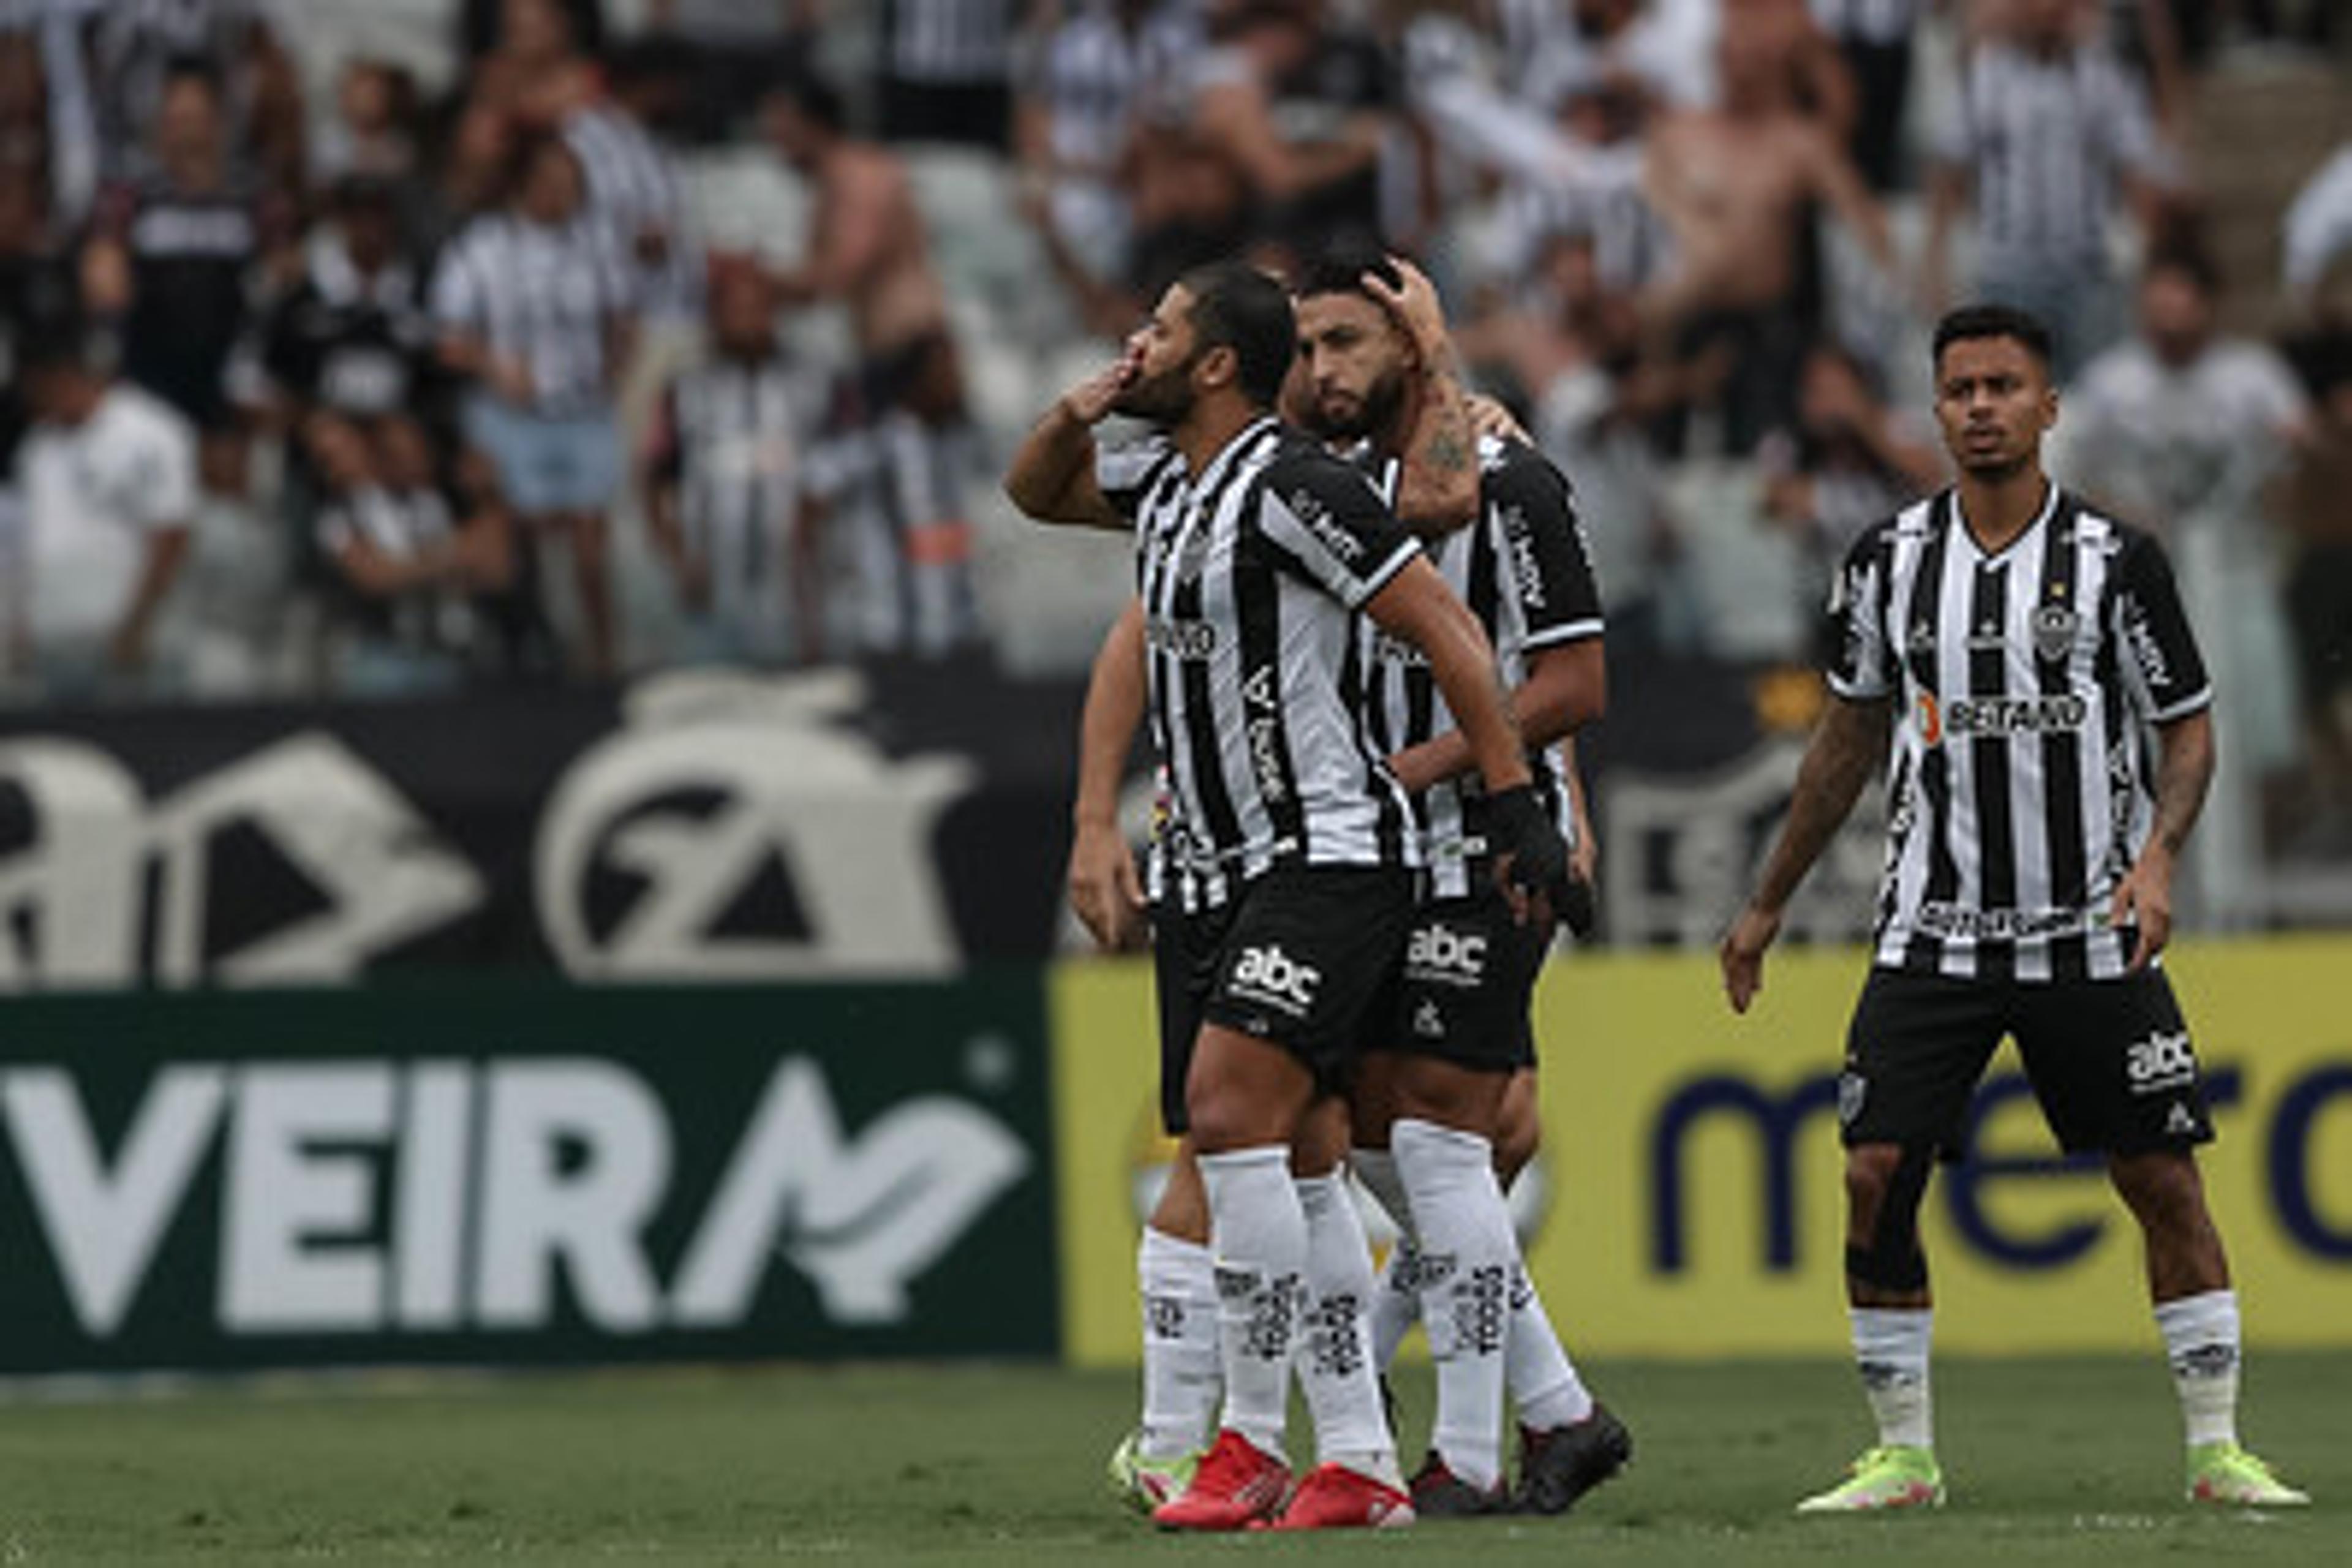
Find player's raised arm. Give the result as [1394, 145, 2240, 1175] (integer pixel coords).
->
[1067, 598, 1150, 951]
[1004, 347, 1144, 528]
[1720, 693, 1892, 1012]
[1365, 257, 1479, 536]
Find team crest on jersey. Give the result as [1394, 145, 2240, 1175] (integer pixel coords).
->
[1175, 522, 1213, 584]
[1838, 1071, 1868, 1127]
[2032, 603, 2078, 663]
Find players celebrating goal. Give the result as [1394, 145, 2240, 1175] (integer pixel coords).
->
[1009, 259, 1579, 1531]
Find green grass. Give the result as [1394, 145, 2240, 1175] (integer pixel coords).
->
[0, 1354, 2338, 1564]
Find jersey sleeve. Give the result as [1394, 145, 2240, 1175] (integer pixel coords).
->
[1095, 434, 1177, 524]
[1490, 447, 1603, 648]
[1254, 453, 1422, 608]
[428, 232, 482, 335]
[2111, 528, 2213, 723]
[123, 406, 197, 532]
[1823, 521, 1897, 700]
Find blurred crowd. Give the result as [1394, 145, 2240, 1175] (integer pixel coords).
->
[0, 0, 2348, 861]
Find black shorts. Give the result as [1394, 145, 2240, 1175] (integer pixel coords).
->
[1373, 885, 1550, 1074]
[1150, 865, 1414, 1134]
[1841, 966, 2216, 1158]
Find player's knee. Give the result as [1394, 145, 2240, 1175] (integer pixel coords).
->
[1185, 1082, 1291, 1155]
[1844, 1144, 1933, 1295]
[1843, 1144, 1905, 1219]
[1493, 1096, 1541, 1186]
[2111, 1150, 2207, 1232]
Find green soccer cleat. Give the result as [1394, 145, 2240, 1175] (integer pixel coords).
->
[2186, 1442, 2309, 1507]
[1107, 1429, 1200, 1515]
[1795, 1446, 1945, 1513]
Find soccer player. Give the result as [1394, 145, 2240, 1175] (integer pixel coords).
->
[1284, 247, 1629, 1517]
[1067, 254, 1488, 1519]
[1719, 304, 2310, 1513]
[1009, 259, 1574, 1531]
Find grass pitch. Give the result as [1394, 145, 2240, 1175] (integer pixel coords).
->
[0, 1353, 2339, 1564]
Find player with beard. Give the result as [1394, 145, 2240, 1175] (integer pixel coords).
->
[1288, 248, 1629, 1515]
[1009, 259, 1576, 1531]
[1069, 255, 1488, 1518]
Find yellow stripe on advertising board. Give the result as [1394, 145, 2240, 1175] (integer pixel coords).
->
[1052, 937, 2352, 1365]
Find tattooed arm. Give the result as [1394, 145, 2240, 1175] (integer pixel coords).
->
[1721, 694, 1892, 1012]
[1368, 258, 1480, 537]
[2109, 707, 2214, 971]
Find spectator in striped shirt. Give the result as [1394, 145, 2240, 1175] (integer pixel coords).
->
[639, 260, 851, 667]
[1013, 0, 1167, 336]
[303, 409, 514, 695]
[764, 72, 985, 658]
[1925, 0, 2179, 379]
[562, 42, 702, 329]
[432, 130, 636, 677]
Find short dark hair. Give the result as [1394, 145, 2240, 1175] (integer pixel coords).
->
[160, 54, 225, 102]
[16, 316, 97, 379]
[1292, 241, 1402, 304]
[1932, 303, 2054, 375]
[769, 70, 847, 136]
[2143, 243, 2222, 300]
[1178, 260, 1295, 408]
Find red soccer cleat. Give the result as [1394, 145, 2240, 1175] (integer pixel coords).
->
[1152, 1428, 1292, 1531]
[1262, 1462, 1416, 1531]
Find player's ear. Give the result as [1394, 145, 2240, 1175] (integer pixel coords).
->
[1194, 342, 1238, 393]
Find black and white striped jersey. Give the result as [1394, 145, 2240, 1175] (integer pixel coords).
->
[1826, 485, 2212, 981]
[429, 212, 632, 415]
[884, 0, 1013, 86]
[1360, 434, 1604, 901]
[650, 353, 848, 570]
[1102, 416, 1423, 912]
[563, 105, 700, 320]
[1936, 40, 2168, 269]
[1019, 2, 1147, 176]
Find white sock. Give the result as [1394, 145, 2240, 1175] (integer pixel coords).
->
[1505, 1262, 1595, 1431]
[1137, 1227, 1221, 1459]
[2155, 1289, 2241, 1449]
[1852, 1307, 1934, 1451]
[1296, 1171, 1403, 1485]
[1393, 1118, 1516, 1491]
[1197, 1146, 1304, 1464]
[1352, 1147, 1423, 1370]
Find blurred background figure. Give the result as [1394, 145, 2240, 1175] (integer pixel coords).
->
[1756, 338, 1945, 649]
[7, 323, 194, 699]
[643, 0, 820, 147]
[1639, 3, 1895, 456]
[304, 408, 513, 695]
[874, 0, 1019, 153]
[765, 71, 984, 660]
[1927, 0, 2181, 379]
[432, 130, 635, 678]
[639, 258, 849, 668]
[2060, 244, 2312, 921]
